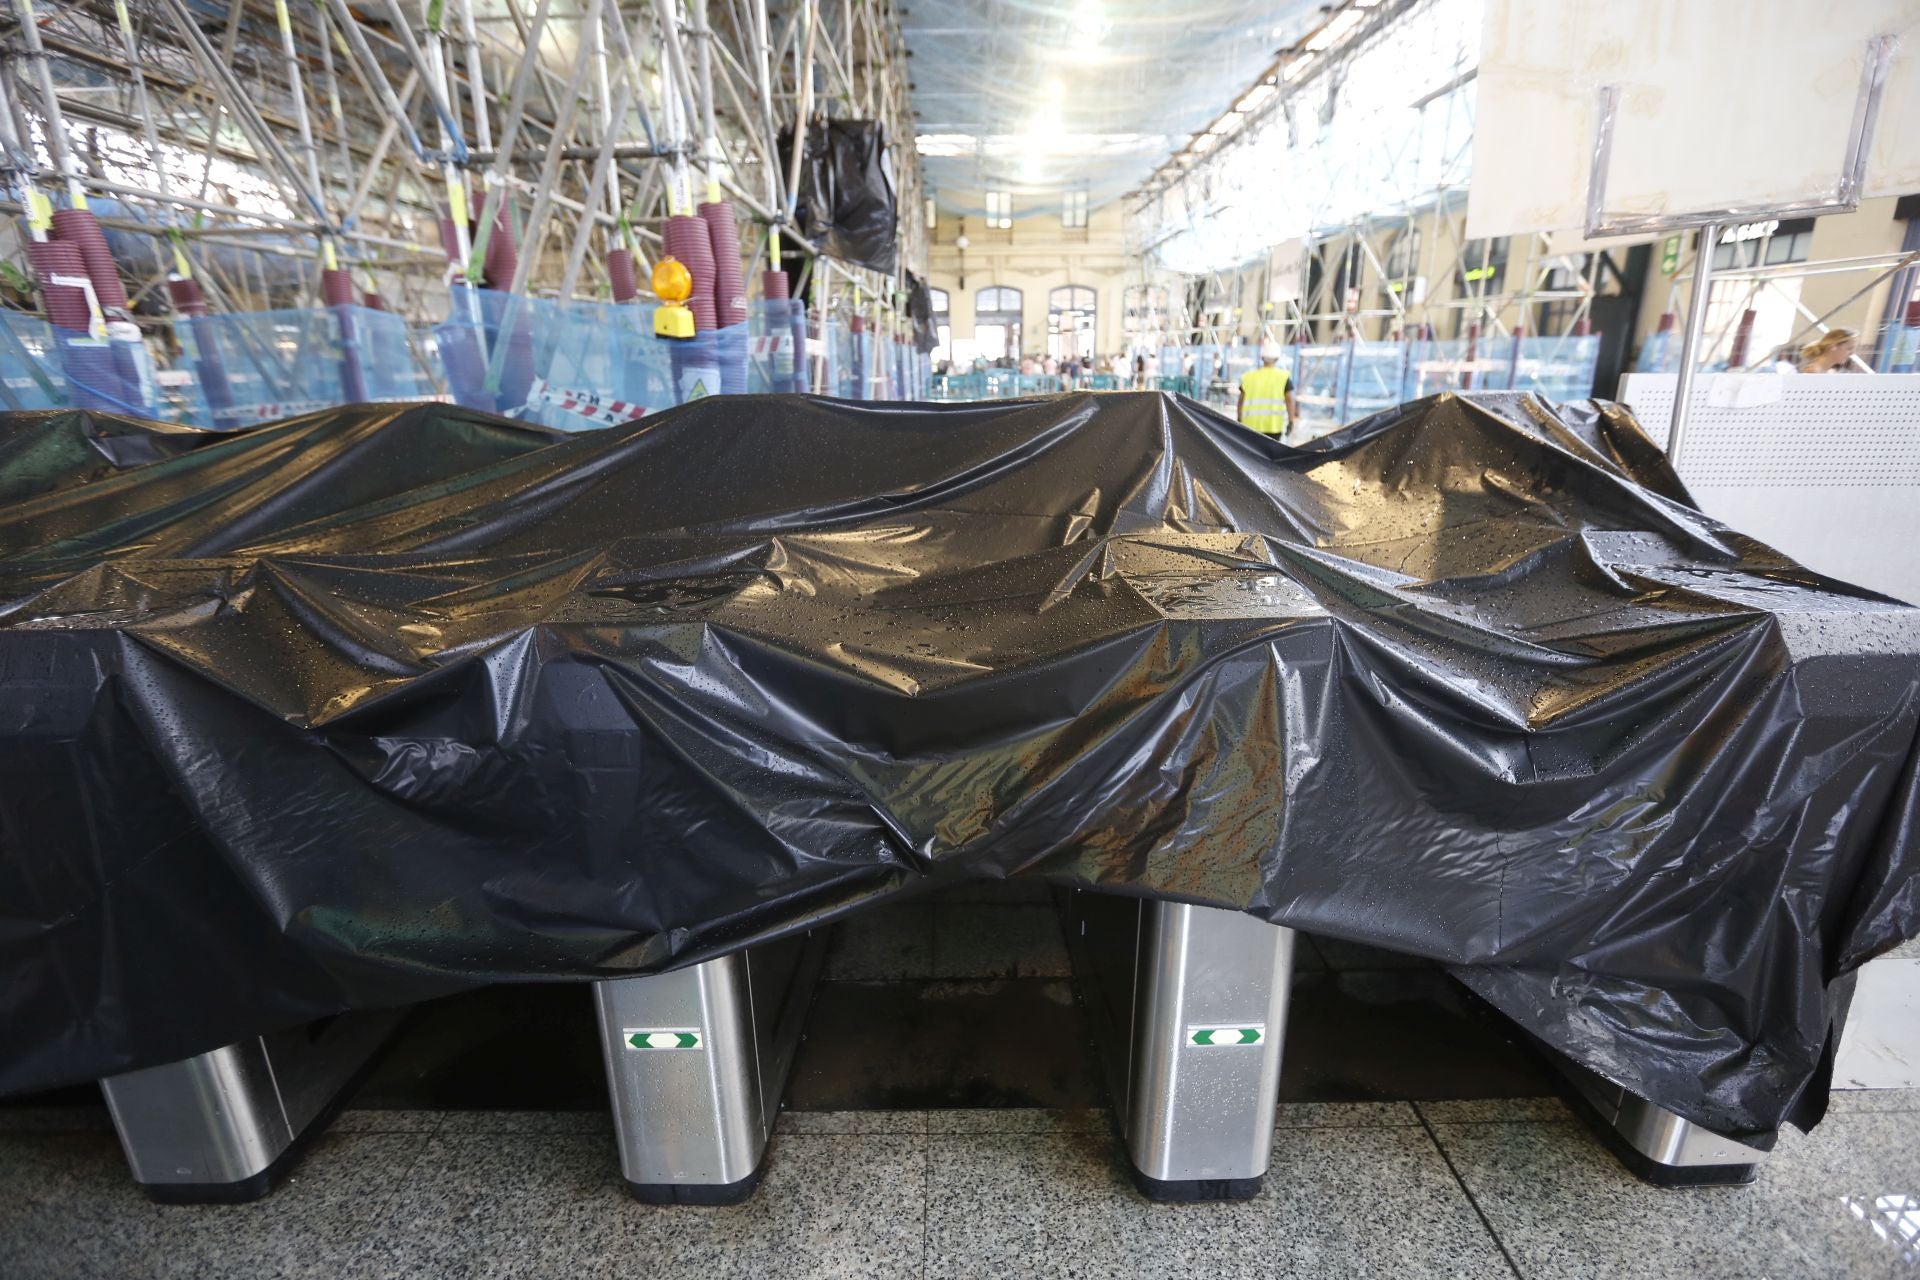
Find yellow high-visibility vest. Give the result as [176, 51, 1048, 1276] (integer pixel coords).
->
[1239, 365, 1290, 435]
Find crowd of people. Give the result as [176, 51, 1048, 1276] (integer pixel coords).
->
[932, 349, 1197, 389]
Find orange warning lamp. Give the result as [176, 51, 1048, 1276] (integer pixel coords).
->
[652, 255, 696, 339]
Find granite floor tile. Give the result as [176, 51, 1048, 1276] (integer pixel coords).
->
[1275, 1100, 1422, 1128]
[1433, 1109, 1920, 1279]
[925, 1124, 1511, 1279]
[0, 1129, 427, 1280]
[931, 903, 1071, 979]
[821, 904, 935, 981]
[347, 1130, 926, 1279]
[924, 1107, 1109, 1134]
[1827, 1088, 1920, 1115]
[777, 1109, 929, 1135]
[430, 1108, 612, 1134]
[327, 1108, 446, 1134]
[1416, 1098, 1571, 1124]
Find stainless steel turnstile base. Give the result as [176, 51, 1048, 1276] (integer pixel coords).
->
[100, 1009, 406, 1204]
[1066, 891, 1295, 1202]
[1537, 1040, 1768, 1187]
[595, 931, 827, 1204]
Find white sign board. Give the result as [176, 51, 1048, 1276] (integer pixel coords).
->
[1467, 0, 1920, 239]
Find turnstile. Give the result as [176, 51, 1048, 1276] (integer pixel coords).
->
[595, 929, 828, 1204]
[1066, 891, 1296, 1202]
[1533, 1037, 1768, 1187]
[100, 1009, 405, 1203]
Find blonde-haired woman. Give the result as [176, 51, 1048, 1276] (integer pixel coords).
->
[1798, 328, 1859, 373]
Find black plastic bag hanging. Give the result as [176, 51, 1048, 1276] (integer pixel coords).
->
[907, 273, 937, 353]
[781, 118, 898, 274]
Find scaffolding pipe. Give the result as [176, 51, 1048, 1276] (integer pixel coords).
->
[466, 0, 557, 284]
[690, 0, 720, 194]
[785, 0, 816, 222]
[320, 0, 431, 162]
[102, 0, 202, 300]
[457, 0, 492, 154]
[153, 0, 328, 220]
[268, 0, 331, 235]
[507, 0, 601, 296]
[313, 0, 354, 199]
[559, 76, 635, 299]
[1668, 224, 1719, 469]
[12, 0, 82, 203]
[344, 71, 420, 226]
[751, 0, 782, 211]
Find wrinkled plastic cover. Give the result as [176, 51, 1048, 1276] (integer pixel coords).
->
[1, 392, 1916, 1137]
[783, 119, 899, 274]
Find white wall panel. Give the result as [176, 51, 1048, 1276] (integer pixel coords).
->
[1468, 0, 1920, 239]
[1617, 372, 1920, 605]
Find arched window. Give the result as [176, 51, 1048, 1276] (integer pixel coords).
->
[976, 286, 1022, 313]
[974, 286, 1024, 362]
[930, 289, 952, 365]
[1048, 285, 1096, 361]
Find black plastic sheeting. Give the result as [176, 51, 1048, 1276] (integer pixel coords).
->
[1, 391, 1916, 1137]
[783, 118, 898, 274]
[0, 409, 220, 505]
[906, 273, 937, 353]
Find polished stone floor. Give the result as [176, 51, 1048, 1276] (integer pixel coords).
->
[3, 890, 1915, 1278]
[3, 1093, 1917, 1279]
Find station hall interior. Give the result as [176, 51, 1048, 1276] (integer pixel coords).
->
[1, 1, 1919, 1278]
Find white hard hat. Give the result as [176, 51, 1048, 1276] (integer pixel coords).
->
[1260, 342, 1283, 361]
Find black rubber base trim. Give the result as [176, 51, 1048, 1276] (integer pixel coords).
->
[1129, 1168, 1263, 1203]
[1551, 1070, 1759, 1189]
[142, 1169, 275, 1206]
[134, 1011, 416, 1206]
[625, 1164, 765, 1206]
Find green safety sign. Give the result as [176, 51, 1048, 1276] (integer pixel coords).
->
[1188, 1025, 1264, 1047]
[1660, 236, 1682, 276]
[625, 1028, 702, 1050]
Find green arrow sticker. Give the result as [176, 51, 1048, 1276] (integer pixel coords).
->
[624, 1028, 702, 1051]
[1188, 1025, 1264, 1047]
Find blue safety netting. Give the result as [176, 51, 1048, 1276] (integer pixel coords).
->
[178, 305, 437, 429]
[930, 335, 1603, 435]
[1634, 328, 1680, 374]
[749, 299, 808, 394]
[0, 310, 68, 411]
[436, 288, 800, 428]
[1887, 320, 1920, 374]
[1295, 334, 1604, 437]
[0, 310, 163, 418]
[58, 330, 159, 418]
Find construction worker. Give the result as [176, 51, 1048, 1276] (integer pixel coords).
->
[1237, 343, 1297, 437]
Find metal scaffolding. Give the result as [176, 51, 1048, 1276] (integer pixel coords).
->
[0, 0, 926, 331]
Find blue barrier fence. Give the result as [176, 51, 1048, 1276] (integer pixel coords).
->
[177, 304, 436, 428]
[930, 335, 1602, 436]
[0, 293, 935, 430]
[0, 311, 67, 411]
